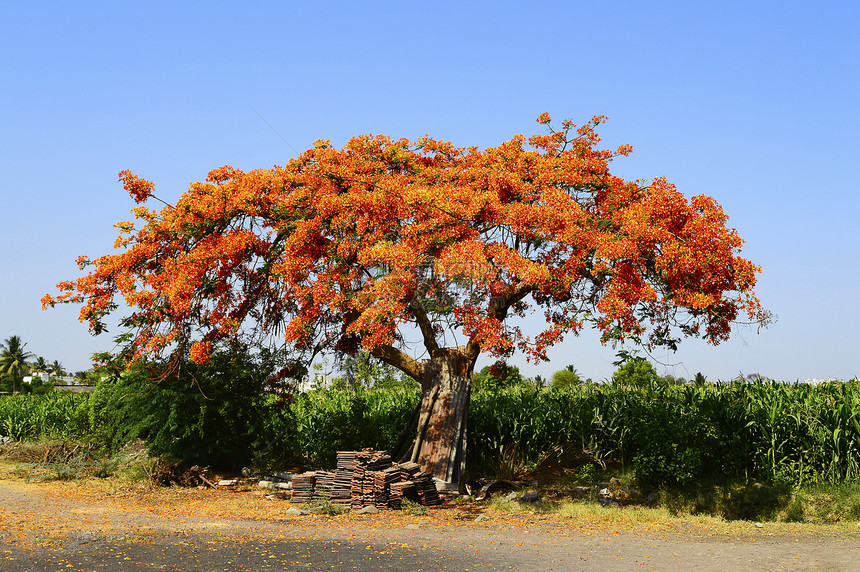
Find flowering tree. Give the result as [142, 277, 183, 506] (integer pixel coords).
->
[44, 114, 768, 482]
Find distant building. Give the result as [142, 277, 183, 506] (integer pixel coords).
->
[22, 372, 50, 384]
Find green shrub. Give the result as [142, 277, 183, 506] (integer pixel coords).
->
[472, 361, 529, 391]
[611, 357, 658, 388]
[82, 344, 293, 469]
[552, 369, 582, 389]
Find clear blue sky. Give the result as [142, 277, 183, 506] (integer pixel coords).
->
[2, 1, 858, 381]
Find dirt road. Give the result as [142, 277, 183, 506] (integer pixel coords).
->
[1, 476, 858, 571]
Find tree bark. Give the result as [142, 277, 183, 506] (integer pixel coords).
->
[409, 351, 471, 484]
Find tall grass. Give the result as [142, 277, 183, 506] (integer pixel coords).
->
[469, 379, 860, 487]
[3, 379, 859, 488]
[288, 386, 419, 467]
[0, 392, 89, 441]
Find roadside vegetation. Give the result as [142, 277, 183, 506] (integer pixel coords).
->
[1, 347, 859, 525]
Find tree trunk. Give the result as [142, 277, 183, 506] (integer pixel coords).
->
[409, 352, 471, 485]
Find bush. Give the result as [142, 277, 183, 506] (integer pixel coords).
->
[472, 361, 528, 391]
[611, 357, 658, 387]
[84, 344, 292, 469]
[552, 369, 582, 389]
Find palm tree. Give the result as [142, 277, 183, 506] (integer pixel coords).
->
[50, 360, 66, 378]
[33, 355, 49, 373]
[0, 335, 35, 394]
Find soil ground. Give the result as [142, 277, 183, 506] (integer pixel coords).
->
[1, 472, 859, 571]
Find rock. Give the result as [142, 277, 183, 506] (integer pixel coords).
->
[519, 492, 540, 503]
[474, 514, 491, 522]
[406, 524, 420, 530]
[217, 479, 238, 487]
[755, 522, 764, 528]
[504, 492, 518, 502]
[285, 507, 307, 515]
[355, 505, 380, 515]
[258, 480, 275, 489]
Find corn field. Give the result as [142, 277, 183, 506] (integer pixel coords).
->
[469, 379, 860, 486]
[2, 379, 859, 487]
[0, 392, 88, 442]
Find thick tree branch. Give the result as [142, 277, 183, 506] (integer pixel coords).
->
[370, 344, 424, 380]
